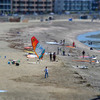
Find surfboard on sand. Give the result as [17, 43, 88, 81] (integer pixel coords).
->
[27, 55, 37, 58]
[24, 50, 34, 54]
[46, 42, 60, 45]
[24, 47, 32, 49]
[66, 46, 75, 48]
[72, 60, 95, 62]
[72, 65, 88, 69]
[79, 56, 90, 58]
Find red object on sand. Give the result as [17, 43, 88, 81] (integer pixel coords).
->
[73, 42, 75, 47]
[66, 46, 75, 48]
[24, 47, 32, 49]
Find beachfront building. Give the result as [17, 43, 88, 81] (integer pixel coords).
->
[0, 0, 12, 13]
[92, 0, 100, 12]
[12, 0, 54, 14]
[0, 0, 54, 14]
[54, 0, 64, 14]
[54, 0, 93, 13]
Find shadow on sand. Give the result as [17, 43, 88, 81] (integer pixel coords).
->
[90, 95, 100, 100]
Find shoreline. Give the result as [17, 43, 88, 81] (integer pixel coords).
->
[77, 30, 100, 50]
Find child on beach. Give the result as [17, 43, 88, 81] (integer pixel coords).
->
[44, 66, 48, 78]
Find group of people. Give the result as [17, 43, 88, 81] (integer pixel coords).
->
[60, 39, 65, 45]
[44, 49, 86, 78]
[44, 52, 56, 78]
[44, 52, 57, 78]
[50, 52, 56, 61]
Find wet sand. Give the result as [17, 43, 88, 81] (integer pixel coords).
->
[0, 19, 100, 100]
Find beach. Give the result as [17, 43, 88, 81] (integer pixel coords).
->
[0, 19, 100, 100]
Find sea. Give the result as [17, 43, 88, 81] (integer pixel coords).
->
[77, 31, 100, 50]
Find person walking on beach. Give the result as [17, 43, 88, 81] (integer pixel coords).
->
[50, 52, 52, 61]
[82, 50, 85, 58]
[63, 50, 65, 56]
[53, 52, 56, 61]
[44, 66, 48, 78]
[63, 39, 65, 45]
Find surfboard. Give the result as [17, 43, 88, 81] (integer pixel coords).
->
[27, 55, 37, 58]
[24, 50, 34, 54]
[79, 56, 90, 58]
[46, 42, 59, 45]
[66, 46, 75, 48]
[24, 47, 32, 49]
[72, 60, 95, 62]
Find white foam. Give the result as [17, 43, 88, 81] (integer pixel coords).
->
[0, 90, 7, 92]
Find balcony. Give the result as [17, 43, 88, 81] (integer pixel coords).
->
[19, 4, 28, 6]
[28, 9, 36, 11]
[20, 0, 28, 1]
[0, 3, 11, 5]
[28, 4, 34, 6]
[13, 8, 18, 11]
[13, 4, 19, 6]
[19, 9, 28, 11]
[13, 0, 19, 1]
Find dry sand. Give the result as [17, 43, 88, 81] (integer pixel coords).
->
[0, 19, 100, 100]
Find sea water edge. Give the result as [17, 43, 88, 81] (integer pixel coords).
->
[77, 30, 100, 50]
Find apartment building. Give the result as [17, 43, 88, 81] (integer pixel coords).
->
[0, 0, 12, 13]
[92, 0, 100, 11]
[12, 0, 54, 14]
[0, 0, 54, 14]
[0, 0, 100, 14]
[54, 0, 93, 13]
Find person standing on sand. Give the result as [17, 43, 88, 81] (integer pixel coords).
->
[72, 42, 75, 47]
[50, 52, 52, 61]
[44, 66, 48, 78]
[57, 47, 59, 55]
[63, 39, 65, 45]
[82, 50, 85, 58]
[53, 52, 56, 61]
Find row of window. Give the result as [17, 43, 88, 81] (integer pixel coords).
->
[64, 6, 91, 7]
[13, 6, 51, 9]
[0, 6, 11, 9]
[0, 5, 11, 9]
[13, 1, 52, 4]
[15, 10, 52, 13]
[64, 1, 92, 3]
[65, 7, 91, 10]
[0, 0, 11, 3]
[64, 4, 91, 6]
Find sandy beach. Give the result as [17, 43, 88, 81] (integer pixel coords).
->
[0, 19, 100, 100]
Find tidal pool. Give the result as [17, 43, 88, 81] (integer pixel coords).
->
[77, 31, 100, 50]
